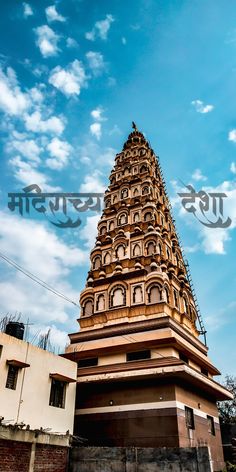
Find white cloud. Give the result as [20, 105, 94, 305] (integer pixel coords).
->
[91, 107, 105, 121]
[0, 211, 87, 343]
[9, 155, 60, 191]
[85, 14, 114, 41]
[0, 67, 30, 116]
[191, 100, 214, 114]
[228, 129, 236, 143]
[35, 25, 60, 57]
[46, 137, 72, 169]
[7, 139, 42, 163]
[90, 122, 102, 140]
[172, 179, 236, 255]
[86, 51, 105, 76]
[230, 162, 236, 174]
[121, 37, 127, 45]
[24, 111, 65, 135]
[28, 86, 44, 103]
[66, 37, 78, 48]
[78, 141, 116, 168]
[49, 60, 87, 96]
[80, 214, 101, 250]
[79, 171, 106, 193]
[45, 5, 66, 23]
[192, 168, 207, 182]
[23, 3, 33, 18]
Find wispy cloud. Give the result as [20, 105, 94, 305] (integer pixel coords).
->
[191, 168, 207, 182]
[90, 122, 102, 140]
[6, 139, 42, 163]
[0, 67, 30, 116]
[230, 162, 236, 174]
[66, 37, 78, 48]
[91, 107, 105, 121]
[45, 5, 66, 23]
[49, 60, 87, 96]
[46, 137, 72, 170]
[35, 25, 60, 57]
[23, 2, 33, 18]
[9, 156, 60, 191]
[86, 51, 105, 76]
[228, 129, 236, 143]
[24, 111, 65, 135]
[191, 99, 214, 114]
[85, 14, 114, 41]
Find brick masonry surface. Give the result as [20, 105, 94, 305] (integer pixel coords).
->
[0, 439, 68, 472]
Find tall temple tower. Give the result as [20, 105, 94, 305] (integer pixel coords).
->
[64, 125, 232, 471]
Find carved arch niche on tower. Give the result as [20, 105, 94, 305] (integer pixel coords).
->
[132, 283, 144, 305]
[146, 239, 156, 256]
[117, 211, 128, 226]
[181, 292, 190, 317]
[95, 292, 106, 312]
[81, 297, 94, 317]
[131, 241, 142, 257]
[132, 186, 140, 197]
[92, 254, 102, 270]
[132, 211, 140, 223]
[146, 278, 164, 304]
[103, 251, 111, 265]
[121, 187, 129, 200]
[109, 282, 127, 308]
[115, 243, 126, 260]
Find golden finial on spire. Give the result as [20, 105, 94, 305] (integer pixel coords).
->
[132, 121, 138, 132]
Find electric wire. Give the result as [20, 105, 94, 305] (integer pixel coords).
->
[0, 251, 79, 307]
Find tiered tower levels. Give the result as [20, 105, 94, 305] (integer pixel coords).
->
[79, 128, 198, 336]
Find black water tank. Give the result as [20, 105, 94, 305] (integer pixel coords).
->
[5, 322, 25, 340]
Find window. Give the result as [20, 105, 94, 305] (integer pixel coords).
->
[6, 365, 18, 390]
[121, 188, 128, 199]
[110, 285, 126, 307]
[116, 244, 125, 259]
[147, 241, 155, 255]
[118, 213, 127, 225]
[207, 415, 215, 435]
[104, 252, 111, 264]
[109, 221, 115, 231]
[83, 300, 93, 317]
[78, 358, 98, 368]
[133, 188, 139, 196]
[96, 294, 105, 311]
[100, 226, 106, 235]
[174, 289, 179, 308]
[127, 350, 150, 362]
[133, 212, 139, 223]
[164, 287, 169, 303]
[144, 212, 152, 222]
[148, 285, 161, 303]
[185, 406, 195, 429]
[133, 244, 141, 256]
[140, 165, 147, 173]
[133, 285, 143, 304]
[179, 352, 189, 364]
[142, 186, 149, 195]
[93, 255, 101, 270]
[201, 367, 209, 377]
[49, 379, 66, 408]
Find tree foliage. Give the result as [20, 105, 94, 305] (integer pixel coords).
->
[218, 375, 236, 424]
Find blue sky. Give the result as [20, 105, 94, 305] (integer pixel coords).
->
[0, 0, 236, 377]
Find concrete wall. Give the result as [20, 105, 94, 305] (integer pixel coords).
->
[0, 332, 77, 433]
[69, 446, 213, 472]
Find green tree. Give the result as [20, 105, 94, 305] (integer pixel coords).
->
[218, 375, 236, 424]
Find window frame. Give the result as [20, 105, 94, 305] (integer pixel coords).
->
[49, 378, 66, 409]
[5, 364, 19, 390]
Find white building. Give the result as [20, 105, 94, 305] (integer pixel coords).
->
[0, 331, 77, 434]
